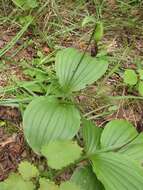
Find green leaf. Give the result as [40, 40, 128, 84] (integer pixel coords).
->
[94, 22, 104, 42]
[19, 81, 45, 93]
[82, 119, 103, 154]
[23, 68, 47, 80]
[55, 48, 108, 93]
[41, 140, 82, 170]
[138, 81, 143, 96]
[39, 178, 59, 190]
[71, 166, 105, 190]
[23, 97, 80, 153]
[123, 69, 138, 85]
[91, 152, 143, 190]
[119, 133, 143, 164]
[0, 182, 6, 190]
[60, 181, 81, 190]
[12, 0, 38, 10]
[101, 119, 138, 150]
[18, 161, 39, 180]
[1, 173, 35, 190]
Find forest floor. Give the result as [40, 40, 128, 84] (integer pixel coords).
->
[0, 0, 143, 181]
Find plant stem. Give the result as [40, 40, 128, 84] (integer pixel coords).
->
[70, 24, 97, 82]
[53, 155, 87, 180]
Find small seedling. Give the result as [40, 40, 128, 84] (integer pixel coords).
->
[123, 69, 138, 85]
[123, 68, 143, 96]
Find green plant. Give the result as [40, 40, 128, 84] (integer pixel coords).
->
[0, 161, 38, 190]
[23, 47, 109, 153]
[1, 119, 143, 189]
[123, 69, 138, 85]
[123, 68, 143, 96]
[16, 46, 143, 189]
[12, 0, 38, 10]
[0, 161, 81, 189]
[1, 18, 143, 188]
[82, 16, 104, 44]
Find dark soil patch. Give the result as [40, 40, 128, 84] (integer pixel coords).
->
[0, 106, 22, 123]
[0, 129, 24, 181]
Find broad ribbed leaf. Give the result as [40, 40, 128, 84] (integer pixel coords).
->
[119, 133, 143, 164]
[0, 182, 5, 190]
[101, 119, 138, 149]
[82, 119, 103, 154]
[91, 152, 143, 190]
[23, 97, 81, 153]
[71, 166, 105, 190]
[41, 140, 82, 170]
[55, 48, 108, 92]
